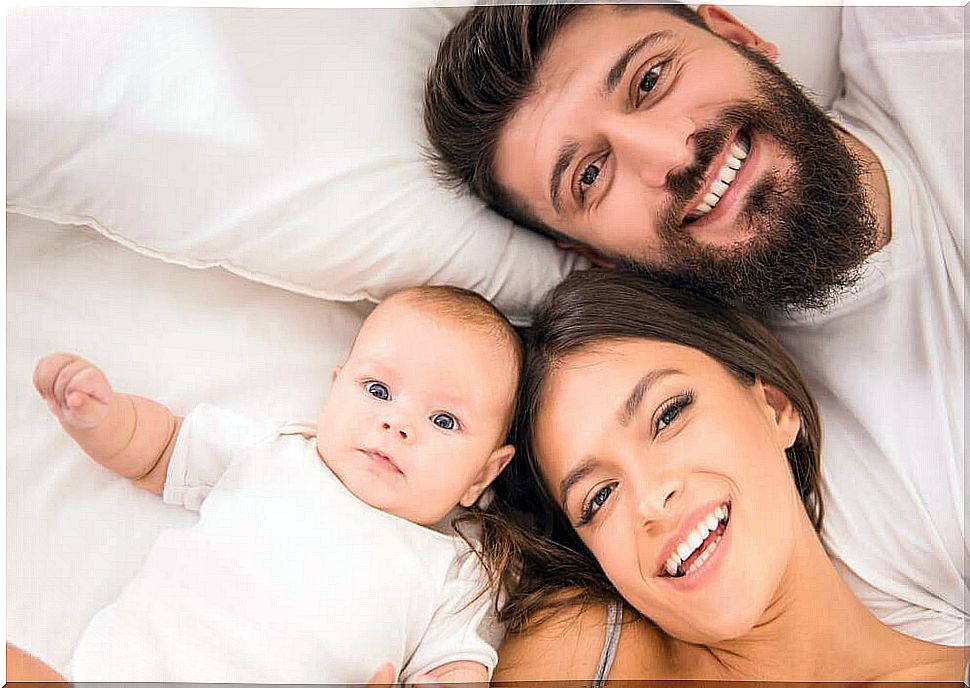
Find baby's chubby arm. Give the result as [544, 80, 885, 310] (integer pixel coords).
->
[33, 353, 181, 494]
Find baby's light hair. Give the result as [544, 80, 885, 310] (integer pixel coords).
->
[396, 286, 522, 417]
[366, 285, 524, 433]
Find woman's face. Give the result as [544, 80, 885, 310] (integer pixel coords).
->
[534, 339, 802, 643]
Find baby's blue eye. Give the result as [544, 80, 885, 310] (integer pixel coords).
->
[431, 413, 458, 431]
[366, 381, 390, 401]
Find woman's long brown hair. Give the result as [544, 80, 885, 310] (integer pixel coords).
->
[461, 268, 823, 634]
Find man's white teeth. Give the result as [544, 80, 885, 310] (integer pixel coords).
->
[687, 135, 750, 221]
[664, 503, 730, 577]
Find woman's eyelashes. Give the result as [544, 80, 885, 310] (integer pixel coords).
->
[574, 388, 694, 527]
[654, 389, 694, 434]
[577, 482, 618, 527]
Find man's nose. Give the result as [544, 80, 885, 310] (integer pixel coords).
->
[607, 115, 695, 189]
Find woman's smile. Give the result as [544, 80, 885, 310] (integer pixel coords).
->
[658, 500, 730, 578]
[657, 500, 733, 593]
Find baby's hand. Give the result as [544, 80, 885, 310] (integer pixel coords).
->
[33, 353, 114, 430]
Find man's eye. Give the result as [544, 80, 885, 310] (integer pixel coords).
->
[365, 381, 390, 401]
[430, 412, 458, 431]
[577, 162, 602, 198]
[636, 62, 666, 105]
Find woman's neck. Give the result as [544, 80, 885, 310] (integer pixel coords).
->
[664, 514, 954, 681]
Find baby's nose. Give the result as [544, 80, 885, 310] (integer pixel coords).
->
[382, 420, 410, 440]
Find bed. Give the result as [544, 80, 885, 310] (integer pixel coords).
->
[6, 4, 845, 674]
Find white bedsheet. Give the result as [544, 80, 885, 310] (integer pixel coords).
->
[6, 212, 372, 672]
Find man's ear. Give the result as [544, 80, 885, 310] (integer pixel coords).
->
[758, 381, 801, 450]
[331, 365, 342, 385]
[697, 5, 779, 61]
[555, 240, 618, 270]
[459, 444, 515, 508]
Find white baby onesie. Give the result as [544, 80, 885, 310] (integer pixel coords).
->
[70, 404, 499, 683]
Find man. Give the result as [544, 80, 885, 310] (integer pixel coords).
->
[425, 4, 966, 645]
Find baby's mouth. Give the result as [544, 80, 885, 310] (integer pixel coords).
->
[359, 448, 403, 475]
[659, 501, 731, 578]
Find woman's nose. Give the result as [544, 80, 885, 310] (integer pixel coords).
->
[607, 115, 695, 189]
[634, 473, 684, 525]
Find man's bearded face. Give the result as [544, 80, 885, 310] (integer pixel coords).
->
[623, 44, 879, 313]
[493, 8, 881, 313]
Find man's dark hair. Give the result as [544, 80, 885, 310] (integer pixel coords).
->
[423, 3, 708, 241]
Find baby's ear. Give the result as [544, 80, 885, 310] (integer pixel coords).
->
[459, 445, 515, 508]
[331, 365, 342, 384]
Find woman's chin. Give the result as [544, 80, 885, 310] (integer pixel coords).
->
[660, 607, 763, 646]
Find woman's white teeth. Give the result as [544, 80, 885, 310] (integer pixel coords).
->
[687, 135, 750, 221]
[664, 503, 730, 577]
[686, 538, 719, 575]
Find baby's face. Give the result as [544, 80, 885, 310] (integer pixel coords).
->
[316, 300, 517, 526]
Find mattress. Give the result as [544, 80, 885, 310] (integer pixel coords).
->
[6, 212, 373, 672]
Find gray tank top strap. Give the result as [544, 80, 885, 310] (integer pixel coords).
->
[588, 599, 623, 687]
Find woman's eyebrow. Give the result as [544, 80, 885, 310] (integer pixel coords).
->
[617, 368, 682, 427]
[559, 457, 597, 510]
[602, 30, 673, 97]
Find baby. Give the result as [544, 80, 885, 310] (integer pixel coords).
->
[34, 286, 522, 685]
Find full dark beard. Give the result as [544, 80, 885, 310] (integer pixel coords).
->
[621, 44, 880, 315]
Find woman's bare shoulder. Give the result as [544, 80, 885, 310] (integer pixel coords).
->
[493, 599, 613, 683]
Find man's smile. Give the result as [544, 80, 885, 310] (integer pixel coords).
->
[678, 128, 759, 248]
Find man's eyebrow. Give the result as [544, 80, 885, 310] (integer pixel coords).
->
[603, 30, 673, 97]
[617, 368, 682, 427]
[548, 31, 673, 215]
[549, 140, 580, 215]
[559, 457, 597, 511]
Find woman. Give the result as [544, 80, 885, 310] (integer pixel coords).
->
[490, 269, 967, 683]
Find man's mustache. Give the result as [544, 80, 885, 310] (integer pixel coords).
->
[658, 112, 748, 234]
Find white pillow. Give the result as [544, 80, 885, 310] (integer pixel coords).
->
[6, 7, 586, 325]
[724, 4, 844, 107]
[6, 6, 842, 323]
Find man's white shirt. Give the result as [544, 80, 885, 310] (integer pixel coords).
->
[771, 6, 966, 645]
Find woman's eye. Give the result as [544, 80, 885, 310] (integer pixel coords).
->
[430, 412, 458, 431]
[655, 391, 694, 433]
[365, 381, 390, 401]
[578, 483, 615, 526]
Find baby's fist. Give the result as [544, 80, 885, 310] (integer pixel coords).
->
[33, 353, 114, 430]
